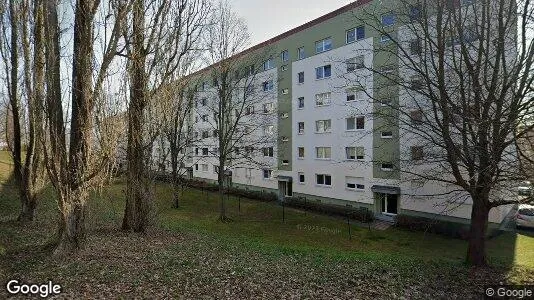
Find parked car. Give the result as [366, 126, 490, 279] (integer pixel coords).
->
[516, 205, 534, 229]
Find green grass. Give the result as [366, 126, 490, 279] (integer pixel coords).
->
[85, 177, 534, 269]
[1, 151, 533, 297]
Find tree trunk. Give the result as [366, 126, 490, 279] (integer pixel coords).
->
[55, 193, 87, 254]
[466, 197, 490, 266]
[218, 157, 227, 221]
[18, 189, 37, 221]
[8, 0, 24, 209]
[123, 0, 149, 232]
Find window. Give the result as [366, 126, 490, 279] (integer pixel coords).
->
[382, 12, 396, 26]
[315, 92, 331, 106]
[263, 103, 275, 113]
[201, 81, 207, 91]
[316, 147, 332, 159]
[282, 160, 289, 165]
[462, 0, 475, 5]
[411, 146, 424, 161]
[195, 148, 199, 155]
[213, 165, 220, 174]
[298, 122, 305, 134]
[201, 114, 208, 122]
[346, 177, 365, 190]
[411, 110, 423, 124]
[315, 65, 332, 79]
[315, 37, 332, 53]
[315, 119, 332, 133]
[246, 168, 253, 178]
[347, 89, 364, 102]
[281, 65, 288, 72]
[297, 47, 305, 60]
[347, 117, 365, 130]
[298, 147, 305, 158]
[202, 148, 209, 156]
[346, 26, 365, 43]
[316, 174, 332, 186]
[195, 164, 199, 171]
[381, 35, 391, 43]
[245, 105, 254, 115]
[263, 147, 274, 157]
[381, 131, 393, 138]
[201, 98, 207, 106]
[298, 72, 304, 84]
[381, 163, 394, 171]
[201, 164, 209, 172]
[263, 58, 274, 70]
[298, 172, 305, 183]
[213, 130, 219, 137]
[346, 147, 365, 160]
[281, 88, 289, 95]
[281, 50, 289, 62]
[409, 5, 422, 21]
[262, 80, 274, 92]
[264, 125, 275, 135]
[263, 169, 272, 179]
[297, 97, 305, 109]
[202, 131, 210, 139]
[410, 39, 421, 55]
[346, 56, 364, 72]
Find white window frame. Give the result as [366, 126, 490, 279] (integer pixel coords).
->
[315, 119, 332, 133]
[315, 147, 332, 159]
[315, 65, 332, 80]
[315, 92, 331, 107]
[316, 174, 332, 186]
[315, 37, 332, 53]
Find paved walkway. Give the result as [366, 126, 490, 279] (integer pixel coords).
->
[372, 220, 393, 230]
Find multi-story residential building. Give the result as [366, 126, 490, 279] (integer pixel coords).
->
[179, 0, 516, 227]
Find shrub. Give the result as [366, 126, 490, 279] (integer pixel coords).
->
[395, 214, 470, 240]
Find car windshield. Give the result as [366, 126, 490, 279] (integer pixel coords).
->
[519, 208, 534, 216]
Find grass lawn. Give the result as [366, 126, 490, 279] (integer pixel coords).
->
[0, 152, 533, 299]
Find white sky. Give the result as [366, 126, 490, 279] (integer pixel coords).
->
[228, 0, 354, 46]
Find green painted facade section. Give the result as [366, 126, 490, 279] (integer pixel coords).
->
[189, 0, 408, 178]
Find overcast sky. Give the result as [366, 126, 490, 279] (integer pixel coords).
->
[228, 0, 354, 46]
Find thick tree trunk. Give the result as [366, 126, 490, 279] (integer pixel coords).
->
[18, 189, 37, 222]
[123, 0, 149, 233]
[55, 193, 87, 254]
[466, 197, 490, 266]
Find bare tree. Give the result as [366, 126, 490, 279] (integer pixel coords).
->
[0, 0, 46, 221]
[121, 0, 210, 232]
[196, 0, 277, 221]
[349, 0, 534, 265]
[42, 0, 129, 253]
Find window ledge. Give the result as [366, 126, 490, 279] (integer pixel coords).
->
[346, 188, 365, 192]
[315, 184, 333, 188]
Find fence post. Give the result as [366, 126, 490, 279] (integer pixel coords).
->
[282, 201, 285, 223]
[347, 213, 351, 240]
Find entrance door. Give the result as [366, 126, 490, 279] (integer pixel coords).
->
[381, 194, 398, 215]
[278, 181, 293, 201]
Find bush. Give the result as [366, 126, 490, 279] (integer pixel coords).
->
[395, 214, 470, 240]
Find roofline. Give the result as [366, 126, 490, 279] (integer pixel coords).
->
[187, 0, 373, 80]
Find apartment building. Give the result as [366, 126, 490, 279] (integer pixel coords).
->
[182, 0, 516, 226]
